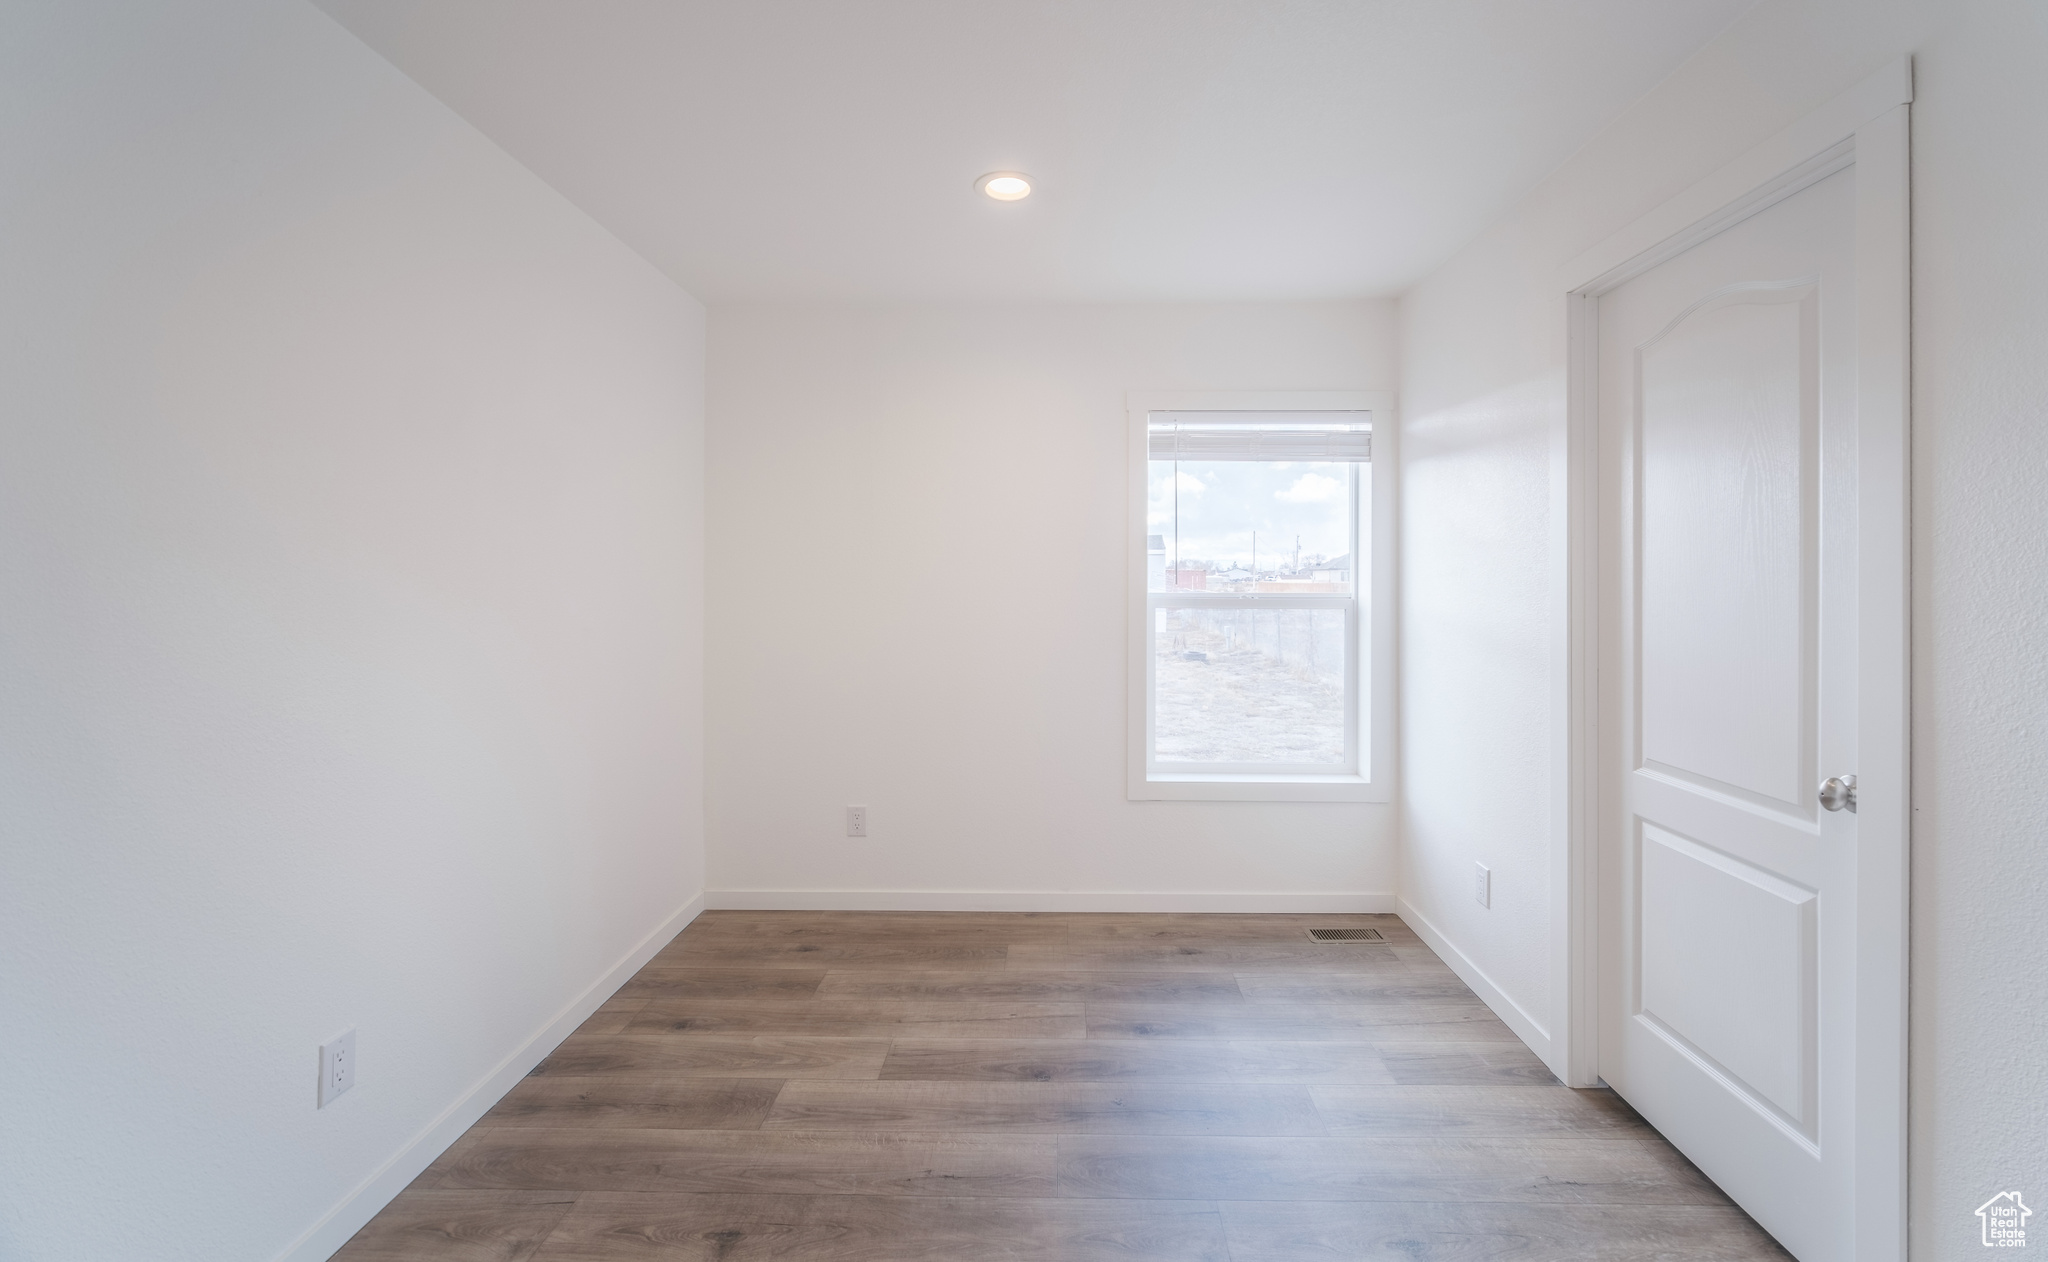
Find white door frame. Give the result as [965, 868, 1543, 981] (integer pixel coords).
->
[1550, 58, 1911, 1258]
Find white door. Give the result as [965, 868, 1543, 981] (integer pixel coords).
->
[1596, 166, 1860, 1261]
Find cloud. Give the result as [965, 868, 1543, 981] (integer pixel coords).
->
[1275, 473, 1342, 503]
[1173, 471, 1207, 495]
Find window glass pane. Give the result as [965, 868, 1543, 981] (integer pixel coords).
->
[1153, 606, 1347, 765]
[1147, 460, 1355, 592]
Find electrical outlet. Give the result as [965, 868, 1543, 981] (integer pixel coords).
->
[319, 1029, 356, 1107]
[846, 805, 868, 838]
[1474, 862, 1491, 909]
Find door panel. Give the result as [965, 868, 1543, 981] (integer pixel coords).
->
[1598, 166, 1858, 1262]
[1638, 823, 1816, 1131]
[1638, 285, 1817, 814]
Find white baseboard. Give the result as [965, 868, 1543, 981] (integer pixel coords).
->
[273, 891, 705, 1262]
[706, 890, 1398, 914]
[1396, 896, 1556, 1071]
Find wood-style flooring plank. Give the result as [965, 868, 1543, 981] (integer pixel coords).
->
[614, 968, 827, 1001]
[1055, 1135, 1733, 1205]
[435, 1127, 1055, 1198]
[529, 1192, 1228, 1262]
[879, 1038, 1251, 1084]
[1215, 1042, 1406, 1085]
[330, 1189, 578, 1262]
[815, 968, 1245, 1003]
[1219, 1200, 1794, 1261]
[1063, 912, 1414, 933]
[657, 942, 1015, 970]
[764, 1080, 1328, 1135]
[1378, 1043, 1561, 1085]
[1309, 1085, 1655, 1138]
[1008, 943, 1446, 973]
[679, 909, 1071, 942]
[1234, 972, 1486, 1004]
[1085, 1002, 1520, 1042]
[623, 999, 1085, 1039]
[878, 1038, 1401, 1085]
[533, 1035, 889, 1080]
[482, 1076, 784, 1130]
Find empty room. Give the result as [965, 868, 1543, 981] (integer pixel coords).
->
[4, 1, 2043, 1259]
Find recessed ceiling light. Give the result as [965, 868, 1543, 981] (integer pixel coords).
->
[975, 171, 1033, 201]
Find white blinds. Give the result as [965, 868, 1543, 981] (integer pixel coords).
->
[1148, 411, 1371, 462]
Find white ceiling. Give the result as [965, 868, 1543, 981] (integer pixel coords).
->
[315, 0, 1750, 303]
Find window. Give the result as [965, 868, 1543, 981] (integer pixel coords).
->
[1127, 393, 1393, 801]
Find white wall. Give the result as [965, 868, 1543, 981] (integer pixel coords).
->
[0, 5, 706, 1261]
[706, 301, 1396, 909]
[1396, 0, 2048, 1254]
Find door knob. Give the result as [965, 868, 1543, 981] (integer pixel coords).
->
[1819, 774, 1857, 813]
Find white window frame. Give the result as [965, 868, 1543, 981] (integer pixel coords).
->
[1126, 390, 1395, 802]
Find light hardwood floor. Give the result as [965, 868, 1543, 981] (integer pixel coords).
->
[335, 911, 1790, 1260]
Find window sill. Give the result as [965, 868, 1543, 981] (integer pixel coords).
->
[1129, 774, 1388, 803]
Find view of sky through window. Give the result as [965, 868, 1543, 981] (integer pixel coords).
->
[1147, 459, 1358, 590]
